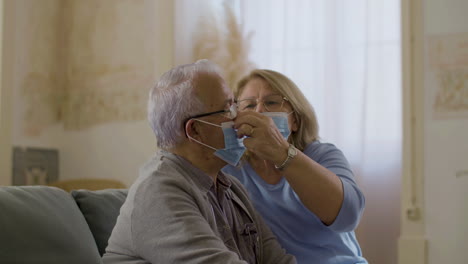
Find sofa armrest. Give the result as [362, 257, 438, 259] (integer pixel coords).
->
[0, 186, 102, 264]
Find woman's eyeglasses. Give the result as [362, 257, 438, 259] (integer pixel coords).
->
[185, 94, 289, 124]
[237, 94, 288, 112]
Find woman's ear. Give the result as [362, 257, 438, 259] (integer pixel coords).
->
[290, 112, 299, 133]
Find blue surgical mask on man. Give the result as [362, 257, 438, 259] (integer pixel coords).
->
[262, 112, 292, 139]
[187, 120, 246, 166]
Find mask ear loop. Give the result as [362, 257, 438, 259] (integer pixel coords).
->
[187, 134, 217, 151]
[185, 118, 220, 151]
[192, 118, 222, 127]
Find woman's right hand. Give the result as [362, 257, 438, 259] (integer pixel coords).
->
[234, 111, 290, 166]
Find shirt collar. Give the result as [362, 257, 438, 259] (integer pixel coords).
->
[158, 149, 232, 193]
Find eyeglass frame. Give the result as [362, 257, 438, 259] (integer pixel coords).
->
[189, 109, 230, 120]
[236, 94, 290, 112]
[184, 103, 237, 125]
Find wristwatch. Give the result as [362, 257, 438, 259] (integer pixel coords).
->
[274, 144, 297, 170]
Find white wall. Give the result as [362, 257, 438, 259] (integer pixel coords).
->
[12, 121, 157, 187]
[58, 121, 156, 187]
[424, 0, 468, 263]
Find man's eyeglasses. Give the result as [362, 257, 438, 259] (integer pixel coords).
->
[237, 94, 288, 112]
[186, 104, 237, 122]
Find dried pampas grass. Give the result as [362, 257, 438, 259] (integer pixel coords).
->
[193, 2, 255, 91]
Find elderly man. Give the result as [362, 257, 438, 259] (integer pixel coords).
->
[102, 60, 296, 264]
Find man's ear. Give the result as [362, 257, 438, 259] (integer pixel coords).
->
[185, 119, 200, 140]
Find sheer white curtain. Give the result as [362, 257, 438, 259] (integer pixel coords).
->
[174, 1, 401, 263]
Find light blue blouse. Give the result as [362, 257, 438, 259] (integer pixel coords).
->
[222, 141, 367, 264]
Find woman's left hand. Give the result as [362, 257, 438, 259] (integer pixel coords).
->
[234, 111, 289, 165]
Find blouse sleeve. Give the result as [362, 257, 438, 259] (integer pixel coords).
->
[303, 142, 366, 232]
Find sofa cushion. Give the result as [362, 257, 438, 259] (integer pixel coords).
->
[72, 188, 128, 256]
[0, 186, 102, 264]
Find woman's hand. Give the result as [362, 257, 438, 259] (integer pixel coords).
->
[234, 111, 289, 165]
[234, 112, 347, 225]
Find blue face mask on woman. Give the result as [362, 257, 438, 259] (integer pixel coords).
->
[187, 111, 292, 166]
[262, 112, 292, 139]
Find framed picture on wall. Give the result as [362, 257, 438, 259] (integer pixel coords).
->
[12, 147, 59, 186]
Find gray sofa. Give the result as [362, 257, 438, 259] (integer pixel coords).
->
[0, 186, 128, 264]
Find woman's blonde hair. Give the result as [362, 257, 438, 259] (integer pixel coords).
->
[236, 69, 319, 150]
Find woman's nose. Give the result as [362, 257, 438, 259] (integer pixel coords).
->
[256, 102, 267, 113]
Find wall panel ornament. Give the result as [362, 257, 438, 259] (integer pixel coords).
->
[21, 0, 157, 135]
[428, 32, 468, 119]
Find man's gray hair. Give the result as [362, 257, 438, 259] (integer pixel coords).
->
[148, 59, 222, 149]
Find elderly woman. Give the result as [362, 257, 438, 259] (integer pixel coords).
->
[223, 69, 367, 264]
